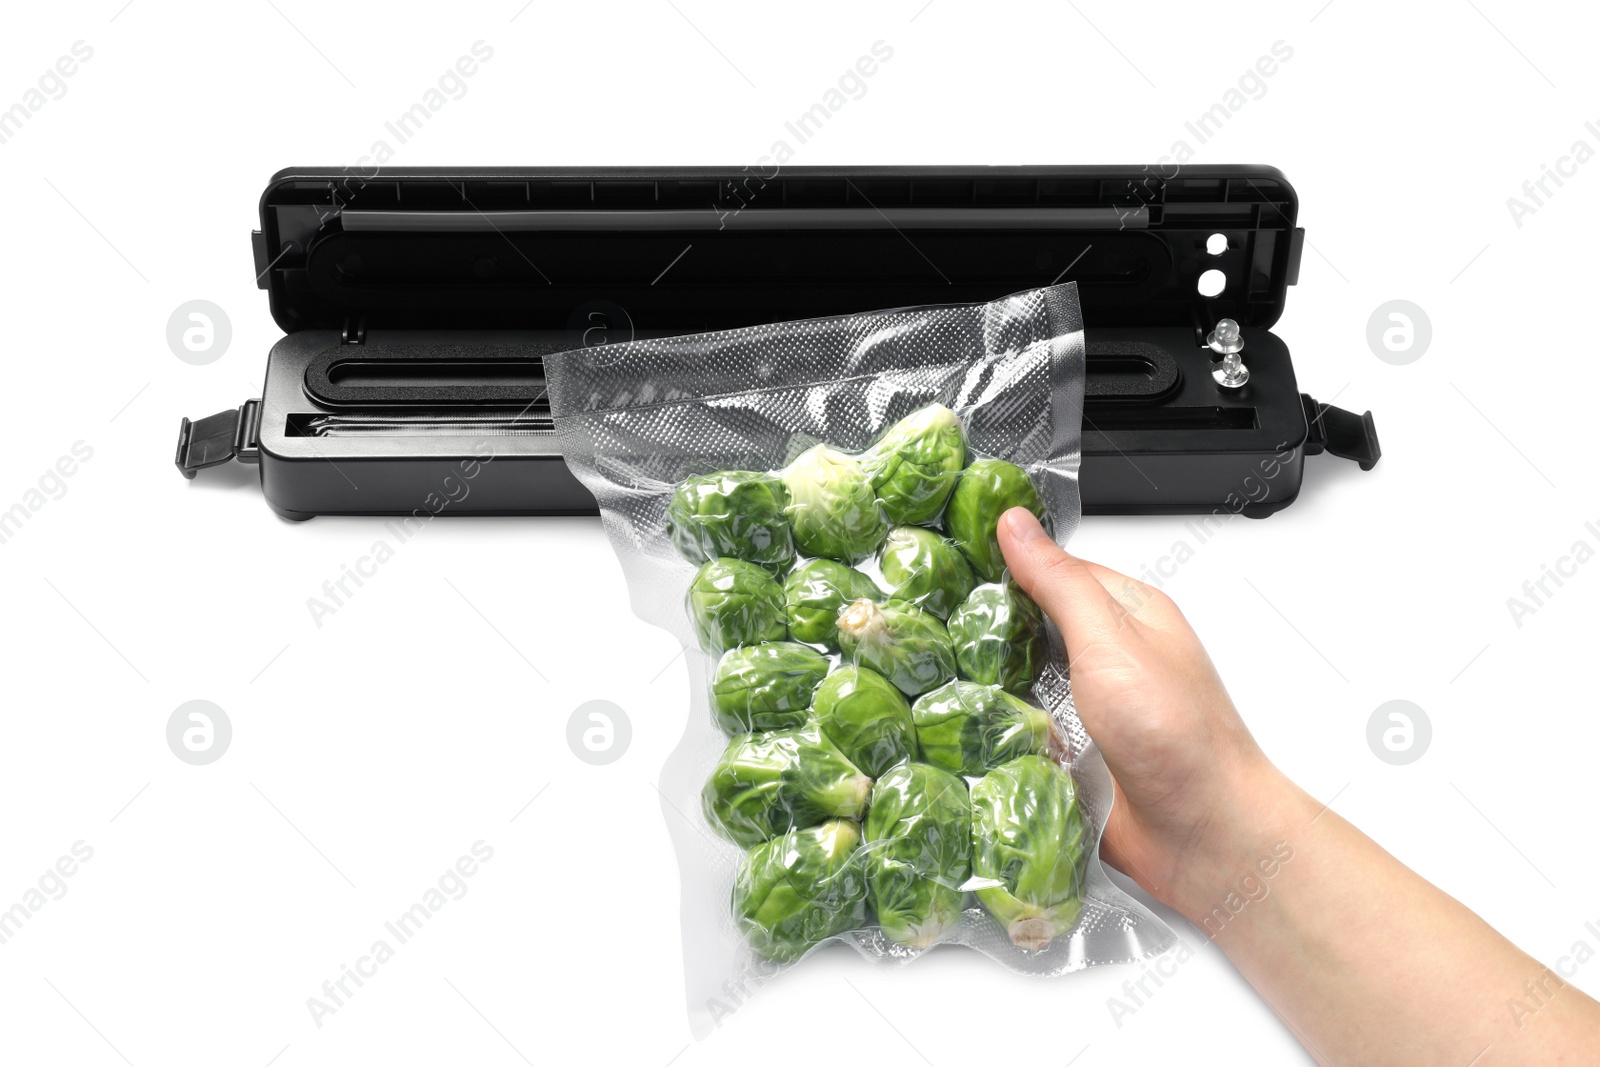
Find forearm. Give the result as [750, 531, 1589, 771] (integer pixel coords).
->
[1172, 765, 1600, 1066]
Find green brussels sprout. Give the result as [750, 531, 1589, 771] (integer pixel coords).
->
[947, 581, 1048, 694]
[733, 819, 867, 962]
[944, 458, 1047, 582]
[782, 559, 882, 651]
[667, 471, 795, 572]
[687, 558, 788, 653]
[781, 445, 887, 562]
[864, 763, 972, 948]
[710, 642, 830, 735]
[703, 724, 873, 848]
[811, 666, 918, 778]
[876, 525, 976, 620]
[910, 680, 1059, 776]
[862, 404, 967, 524]
[835, 598, 956, 698]
[969, 755, 1086, 951]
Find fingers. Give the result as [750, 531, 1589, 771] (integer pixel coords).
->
[998, 508, 1127, 648]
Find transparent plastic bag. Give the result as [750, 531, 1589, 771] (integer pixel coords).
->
[546, 283, 1176, 1035]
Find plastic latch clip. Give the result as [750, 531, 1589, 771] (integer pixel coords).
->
[1301, 394, 1380, 471]
[175, 399, 262, 479]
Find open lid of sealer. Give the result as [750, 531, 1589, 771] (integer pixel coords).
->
[252, 165, 1303, 338]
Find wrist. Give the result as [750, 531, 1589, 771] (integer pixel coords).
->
[1168, 758, 1315, 927]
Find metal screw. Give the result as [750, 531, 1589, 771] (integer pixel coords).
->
[1207, 318, 1249, 388]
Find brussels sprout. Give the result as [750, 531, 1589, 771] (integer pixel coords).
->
[944, 458, 1047, 582]
[910, 680, 1059, 776]
[862, 404, 967, 524]
[811, 666, 918, 777]
[687, 558, 788, 653]
[864, 763, 971, 948]
[969, 755, 1086, 951]
[877, 525, 976, 620]
[781, 445, 887, 562]
[947, 581, 1048, 694]
[667, 471, 795, 572]
[733, 819, 867, 962]
[836, 599, 956, 698]
[703, 724, 873, 848]
[782, 559, 882, 651]
[710, 642, 830, 735]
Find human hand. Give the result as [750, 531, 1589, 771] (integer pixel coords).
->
[997, 507, 1299, 918]
[1000, 507, 1600, 1064]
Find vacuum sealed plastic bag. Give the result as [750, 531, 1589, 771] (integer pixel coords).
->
[546, 283, 1176, 1035]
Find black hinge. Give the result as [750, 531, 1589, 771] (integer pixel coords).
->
[342, 317, 366, 344]
[1286, 227, 1305, 286]
[175, 400, 261, 479]
[1301, 394, 1380, 471]
[252, 230, 270, 289]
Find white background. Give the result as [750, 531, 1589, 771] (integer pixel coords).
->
[2, 1, 1597, 1064]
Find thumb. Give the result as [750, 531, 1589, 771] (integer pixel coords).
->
[997, 508, 1124, 649]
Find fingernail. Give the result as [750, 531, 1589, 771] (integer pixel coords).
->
[1003, 507, 1047, 544]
